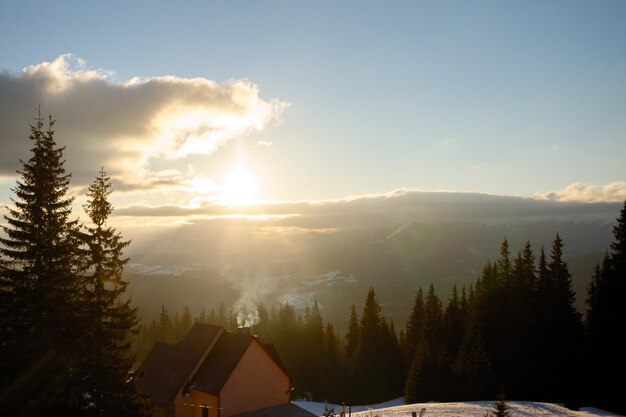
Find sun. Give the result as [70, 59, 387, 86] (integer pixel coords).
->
[221, 165, 260, 205]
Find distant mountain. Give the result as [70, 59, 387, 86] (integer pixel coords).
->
[123, 192, 621, 326]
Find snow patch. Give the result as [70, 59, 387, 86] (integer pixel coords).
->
[126, 263, 201, 276]
[293, 400, 624, 417]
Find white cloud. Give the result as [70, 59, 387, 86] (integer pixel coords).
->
[534, 182, 626, 203]
[0, 54, 288, 190]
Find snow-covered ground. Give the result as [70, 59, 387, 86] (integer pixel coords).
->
[293, 399, 624, 417]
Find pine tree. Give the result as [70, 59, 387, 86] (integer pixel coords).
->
[0, 113, 84, 414]
[585, 201, 626, 413]
[442, 285, 464, 398]
[354, 288, 393, 404]
[497, 238, 511, 284]
[80, 167, 144, 416]
[506, 243, 537, 398]
[302, 301, 324, 399]
[485, 392, 511, 417]
[536, 234, 583, 403]
[158, 304, 173, 343]
[322, 322, 341, 402]
[176, 305, 193, 340]
[344, 304, 360, 403]
[404, 287, 425, 366]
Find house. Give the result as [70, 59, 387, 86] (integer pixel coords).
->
[137, 323, 294, 417]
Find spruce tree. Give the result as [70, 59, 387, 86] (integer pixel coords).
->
[302, 301, 324, 399]
[354, 288, 401, 403]
[404, 287, 425, 366]
[81, 168, 144, 416]
[536, 234, 583, 403]
[322, 322, 341, 402]
[585, 201, 626, 413]
[442, 285, 464, 399]
[506, 243, 536, 398]
[344, 304, 360, 403]
[0, 113, 84, 414]
[486, 392, 511, 417]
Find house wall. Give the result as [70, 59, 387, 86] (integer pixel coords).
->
[174, 391, 219, 417]
[220, 340, 290, 417]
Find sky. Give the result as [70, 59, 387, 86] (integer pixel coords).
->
[1, 1, 626, 231]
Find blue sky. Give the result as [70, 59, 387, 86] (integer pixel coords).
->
[1, 0, 625, 208]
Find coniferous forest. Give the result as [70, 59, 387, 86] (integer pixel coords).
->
[137, 204, 626, 414]
[1, 114, 625, 415]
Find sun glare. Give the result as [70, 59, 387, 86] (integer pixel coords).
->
[221, 166, 260, 205]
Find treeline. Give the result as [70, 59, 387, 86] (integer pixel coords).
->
[0, 114, 145, 416]
[404, 236, 583, 405]
[141, 201, 626, 413]
[404, 202, 626, 416]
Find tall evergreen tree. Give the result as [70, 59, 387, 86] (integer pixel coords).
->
[80, 167, 144, 416]
[404, 287, 425, 366]
[301, 301, 325, 399]
[506, 242, 536, 398]
[585, 201, 626, 413]
[0, 113, 84, 414]
[497, 238, 511, 284]
[322, 322, 341, 402]
[354, 288, 384, 403]
[442, 285, 464, 398]
[344, 304, 360, 403]
[536, 234, 583, 404]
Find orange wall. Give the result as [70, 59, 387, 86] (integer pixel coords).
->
[220, 340, 290, 417]
[174, 390, 219, 417]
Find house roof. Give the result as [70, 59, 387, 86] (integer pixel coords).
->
[191, 332, 254, 395]
[191, 333, 290, 396]
[137, 323, 222, 404]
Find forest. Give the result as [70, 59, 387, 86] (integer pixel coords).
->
[137, 209, 626, 414]
[1, 114, 625, 416]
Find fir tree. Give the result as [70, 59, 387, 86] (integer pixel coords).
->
[404, 287, 425, 366]
[485, 392, 511, 417]
[80, 167, 144, 416]
[322, 322, 341, 402]
[0, 113, 84, 414]
[536, 234, 583, 403]
[344, 304, 360, 403]
[585, 201, 626, 413]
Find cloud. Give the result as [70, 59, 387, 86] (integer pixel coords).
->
[0, 54, 288, 189]
[534, 182, 626, 203]
[112, 188, 623, 233]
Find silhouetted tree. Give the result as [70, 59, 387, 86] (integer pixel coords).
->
[322, 322, 342, 402]
[0, 113, 84, 415]
[585, 201, 626, 413]
[80, 167, 145, 416]
[537, 234, 583, 403]
[404, 287, 425, 366]
[344, 304, 360, 402]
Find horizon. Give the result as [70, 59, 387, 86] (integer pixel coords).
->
[1, 1, 625, 229]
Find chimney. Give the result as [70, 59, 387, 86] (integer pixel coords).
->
[237, 326, 251, 336]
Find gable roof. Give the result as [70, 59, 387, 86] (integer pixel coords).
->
[191, 333, 291, 396]
[191, 332, 253, 395]
[137, 323, 222, 404]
